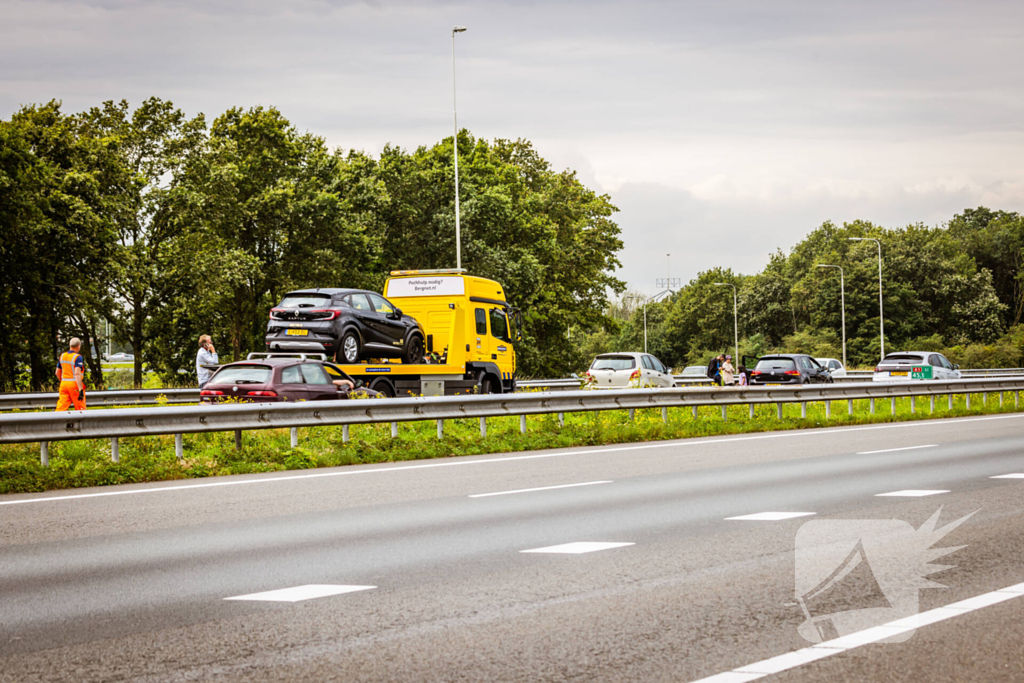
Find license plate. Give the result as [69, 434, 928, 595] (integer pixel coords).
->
[286, 329, 308, 336]
[765, 383, 781, 386]
[890, 371, 908, 376]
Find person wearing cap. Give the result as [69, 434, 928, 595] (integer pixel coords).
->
[721, 354, 736, 385]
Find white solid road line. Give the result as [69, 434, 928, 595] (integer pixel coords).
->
[521, 542, 635, 554]
[224, 584, 376, 603]
[688, 581, 1024, 683]
[469, 480, 612, 498]
[991, 473, 1024, 479]
[856, 444, 937, 455]
[875, 489, 950, 497]
[724, 512, 816, 521]
[5, 412, 1023, 507]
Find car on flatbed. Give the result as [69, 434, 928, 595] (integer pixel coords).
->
[265, 288, 426, 365]
[872, 351, 960, 382]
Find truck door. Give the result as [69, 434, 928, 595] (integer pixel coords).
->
[474, 307, 490, 361]
[489, 307, 512, 371]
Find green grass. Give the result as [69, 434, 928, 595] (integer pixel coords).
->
[1, 391, 1021, 495]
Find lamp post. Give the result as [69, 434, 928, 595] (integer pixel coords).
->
[816, 264, 846, 368]
[713, 282, 738, 368]
[848, 237, 884, 360]
[452, 25, 467, 270]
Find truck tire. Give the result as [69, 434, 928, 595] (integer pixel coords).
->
[479, 374, 500, 394]
[403, 334, 424, 365]
[370, 378, 396, 398]
[339, 330, 361, 364]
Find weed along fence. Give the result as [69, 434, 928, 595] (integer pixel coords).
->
[2, 378, 1024, 467]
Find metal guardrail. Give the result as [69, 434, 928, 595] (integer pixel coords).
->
[3, 378, 1022, 466]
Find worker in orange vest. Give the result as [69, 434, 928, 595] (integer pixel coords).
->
[55, 337, 87, 411]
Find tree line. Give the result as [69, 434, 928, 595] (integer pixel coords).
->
[578, 209, 1024, 371]
[0, 98, 624, 390]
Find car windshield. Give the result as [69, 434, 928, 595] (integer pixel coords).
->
[278, 293, 330, 308]
[210, 365, 271, 385]
[882, 354, 926, 363]
[754, 358, 796, 371]
[592, 356, 636, 371]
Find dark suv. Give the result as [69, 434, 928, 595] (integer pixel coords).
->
[749, 354, 832, 385]
[265, 289, 425, 364]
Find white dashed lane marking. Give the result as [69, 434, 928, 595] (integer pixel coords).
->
[469, 480, 612, 498]
[724, 512, 816, 521]
[991, 473, 1024, 479]
[687, 582, 1024, 683]
[856, 444, 937, 455]
[520, 542, 634, 554]
[224, 584, 376, 602]
[875, 489, 950, 497]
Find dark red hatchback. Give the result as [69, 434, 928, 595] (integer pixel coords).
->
[199, 356, 366, 403]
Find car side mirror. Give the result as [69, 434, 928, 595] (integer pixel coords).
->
[953, 364, 960, 370]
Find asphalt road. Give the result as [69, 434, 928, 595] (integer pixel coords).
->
[2, 413, 1024, 682]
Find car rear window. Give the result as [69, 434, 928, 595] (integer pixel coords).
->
[278, 293, 331, 308]
[754, 358, 796, 371]
[592, 356, 636, 370]
[882, 354, 926, 363]
[210, 365, 270, 384]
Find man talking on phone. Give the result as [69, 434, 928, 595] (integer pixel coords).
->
[196, 335, 218, 389]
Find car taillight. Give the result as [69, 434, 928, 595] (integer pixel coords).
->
[630, 369, 641, 380]
[310, 309, 339, 320]
[785, 370, 800, 375]
[874, 366, 882, 372]
[269, 308, 284, 320]
[200, 390, 223, 396]
[248, 390, 278, 397]
[751, 370, 761, 376]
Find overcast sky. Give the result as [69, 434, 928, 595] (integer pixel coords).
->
[4, 0, 1024, 294]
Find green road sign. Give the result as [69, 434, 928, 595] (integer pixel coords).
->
[910, 365, 933, 380]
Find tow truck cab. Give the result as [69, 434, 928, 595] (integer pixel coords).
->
[334, 270, 523, 397]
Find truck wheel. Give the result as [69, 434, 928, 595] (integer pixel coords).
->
[370, 378, 396, 398]
[403, 335, 424, 364]
[479, 374, 499, 394]
[339, 331, 361, 364]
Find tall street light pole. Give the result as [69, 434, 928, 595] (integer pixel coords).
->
[643, 290, 670, 354]
[816, 264, 846, 368]
[713, 283, 738, 368]
[849, 237, 884, 361]
[452, 25, 467, 270]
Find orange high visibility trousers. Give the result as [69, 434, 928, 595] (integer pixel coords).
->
[55, 383, 86, 411]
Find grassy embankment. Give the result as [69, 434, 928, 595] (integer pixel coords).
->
[1, 391, 1020, 495]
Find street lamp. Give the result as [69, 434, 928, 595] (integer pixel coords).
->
[713, 283, 738, 369]
[816, 264, 846, 368]
[848, 237, 884, 360]
[452, 25, 467, 270]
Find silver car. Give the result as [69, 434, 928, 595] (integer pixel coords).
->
[872, 351, 961, 382]
[585, 352, 675, 389]
[815, 357, 847, 378]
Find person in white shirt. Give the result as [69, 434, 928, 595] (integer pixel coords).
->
[196, 335, 219, 388]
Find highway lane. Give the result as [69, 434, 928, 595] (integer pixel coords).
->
[1, 413, 1024, 681]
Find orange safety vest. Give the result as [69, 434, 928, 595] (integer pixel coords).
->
[59, 351, 82, 384]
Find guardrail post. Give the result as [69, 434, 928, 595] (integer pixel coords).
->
[1016, 391, 1019, 408]
[111, 437, 120, 463]
[480, 417, 487, 437]
[628, 408, 635, 421]
[437, 419, 444, 439]
[749, 403, 754, 419]
[175, 433, 184, 459]
[776, 403, 782, 420]
[558, 412, 564, 427]
[40, 442, 49, 467]
[662, 406, 668, 423]
[825, 400, 831, 418]
[391, 421, 398, 438]
[848, 399, 853, 415]
[966, 393, 971, 410]
[234, 430, 242, 450]
[890, 397, 895, 415]
[342, 425, 350, 443]
[910, 396, 915, 414]
[721, 405, 727, 421]
[999, 392, 1003, 407]
[290, 428, 298, 448]
[692, 406, 698, 418]
[800, 402, 807, 419]
[983, 392, 987, 406]
[520, 414, 527, 434]
[870, 398, 875, 414]
[930, 396, 935, 414]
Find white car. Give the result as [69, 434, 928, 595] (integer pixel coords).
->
[680, 365, 709, 377]
[872, 351, 961, 382]
[585, 352, 675, 389]
[105, 352, 135, 362]
[815, 357, 847, 378]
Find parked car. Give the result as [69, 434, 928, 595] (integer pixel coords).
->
[265, 288, 426, 365]
[585, 352, 674, 389]
[680, 365, 710, 377]
[815, 357, 847, 378]
[749, 354, 832, 385]
[872, 351, 961, 382]
[105, 352, 135, 362]
[199, 355, 379, 403]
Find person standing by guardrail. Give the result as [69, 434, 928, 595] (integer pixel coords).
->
[196, 335, 218, 389]
[54, 338, 86, 411]
[721, 355, 736, 385]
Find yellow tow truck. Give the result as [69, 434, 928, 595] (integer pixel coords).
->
[333, 270, 522, 397]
